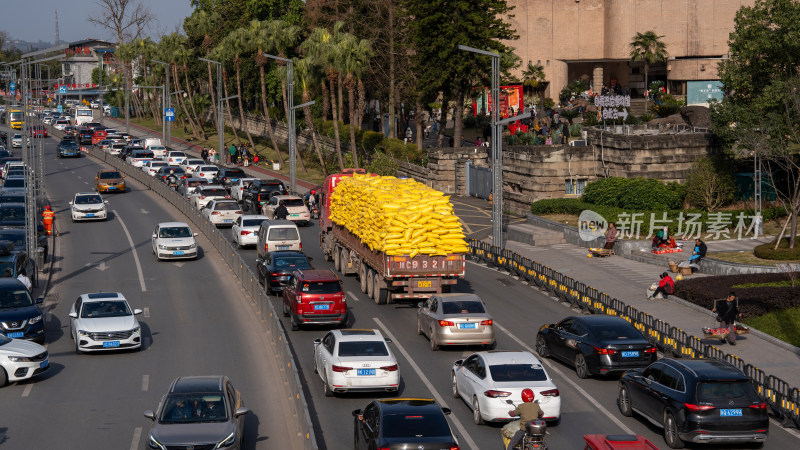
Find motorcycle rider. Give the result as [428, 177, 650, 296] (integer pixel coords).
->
[166, 169, 179, 189]
[273, 201, 289, 220]
[506, 389, 544, 450]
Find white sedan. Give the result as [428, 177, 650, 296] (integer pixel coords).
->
[11, 134, 23, 148]
[152, 222, 198, 261]
[190, 185, 229, 210]
[70, 192, 108, 221]
[193, 165, 219, 182]
[231, 214, 268, 248]
[0, 335, 49, 386]
[201, 199, 242, 227]
[180, 158, 205, 175]
[451, 351, 561, 425]
[68, 292, 142, 353]
[313, 329, 400, 396]
[230, 178, 259, 202]
[142, 160, 169, 176]
[262, 195, 311, 225]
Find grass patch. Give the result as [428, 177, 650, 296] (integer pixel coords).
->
[708, 251, 800, 266]
[733, 280, 796, 288]
[542, 214, 579, 227]
[744, 306, 800, 347]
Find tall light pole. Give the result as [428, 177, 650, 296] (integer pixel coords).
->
[262, 53, 299, 193]
[151, 60, 171, 148]
[199, 57, 224, 163]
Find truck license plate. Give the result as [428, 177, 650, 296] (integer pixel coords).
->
[416, 280, 432, 288]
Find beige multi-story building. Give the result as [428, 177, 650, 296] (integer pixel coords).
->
[507, 0, 753, 103]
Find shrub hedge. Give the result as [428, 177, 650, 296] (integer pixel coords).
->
[753, 238, 800, 260]
[582, 177, 685, 210]
[673, 273, 800, 317]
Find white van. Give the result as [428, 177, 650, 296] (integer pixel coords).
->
[144, 137, 162, 149]
[256, 220, 302, 258]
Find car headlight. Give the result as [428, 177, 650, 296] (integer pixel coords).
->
[216, 431, 236, 448]
[189, 242, 197, 248]
[157, 244, 168, 250]
[8, 355, 34, 362]
[72, 207, 79, 212]
[148, 434, 166, 450]
[28, 314, 42, 325]
[131, 325, 141, 334]
[77, 330, 89, 336]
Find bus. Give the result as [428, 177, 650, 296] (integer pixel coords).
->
[74, 108, 94, 126]
[8, 109, 23, 130]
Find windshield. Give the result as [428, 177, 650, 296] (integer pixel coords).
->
[168, 152, 186, 157]
[489, 364, 548, 382]
[75, 195, 102, 205]
[214, 202, 239, 211]
[225, 170, 245, 177]
[200, 166, 218, 172]
[0, 205, 25, 219]
[159, 227, 193, 238]
[243, 219, 267, 227]
[337, 341, 389, 357]
[382, 413, 451, 438]
[268, 227, 299, 241]
[0, 289, 33, 308]
[187, 180, 207, 188]
[150, 162, 168, 167]
[442, 301, 486, 315]
[4, 179, 24, 188]
[80, 300, 131, 318]
[0, 262, 15, 277]
[99, 172, 122, 179]
[0, 232, 25, 247]
[281, 199, 305, 207]
[299, 281, 341, 294]
[272, 255, 310, 269]
[203, 189, 228, 197]
[159, 393, 229, 424]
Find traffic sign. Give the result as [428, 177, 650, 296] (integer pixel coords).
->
[57, 105, 63, 113]
[59, 86, 67, 94]
[9, 82, 15, 95]
[165, 107, 175, 122]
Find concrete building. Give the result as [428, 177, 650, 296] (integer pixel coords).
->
[60, 39, 115, 89]
[507, 0, 753, 104]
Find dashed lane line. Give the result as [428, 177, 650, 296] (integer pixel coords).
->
[114, 210, 147, 292]
[129, 427, 142, 450]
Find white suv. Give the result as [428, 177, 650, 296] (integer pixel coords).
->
[151, 222, 198, 261]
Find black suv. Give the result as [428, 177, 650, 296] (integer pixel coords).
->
[243, 179, 287, 212]
[78, 127, 94, 145]
[618, 358, 769, 448]
[213, 168, 247, 190]
[119, 145, 144, 160]
[353, 399, 458, 450]
[0, 277, 44, 343]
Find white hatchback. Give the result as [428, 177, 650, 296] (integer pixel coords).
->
[200, 199, 242, 227]
[70, 192, 108, 221]
[231, 214, 268, 248]
[313, 329, 400, 396]
[262, 195, 311, 226]
[147, 145, 168, 158]
[193, 165, 219, 182]
[180, 158, 205, 175]
[163, 151, 188, 165]
[0, 335, 49, 386]
[151, 222, 198, 260]
[451, 351, 561, 424]
[68, 292, 143, 352]
[142, 160, 169, 176]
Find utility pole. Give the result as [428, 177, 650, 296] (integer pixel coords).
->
[262, 53, 300, 194]
[151, 60, 171, 148]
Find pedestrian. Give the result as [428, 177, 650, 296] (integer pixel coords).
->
[404, 126, 412, 144]
[243, 147, 250, 167]
[228, 144, 237, 165]
[201, 147, 209, 162]
[208, 148, 216, 163]
[603, 222, 617, 250]
[648, 272, 674, 299]
[713, 292, 742, 345]
[475, 137, 482, 147]
[17, 269, 31, 292]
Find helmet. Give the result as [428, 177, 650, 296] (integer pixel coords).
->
[311, 189, 316, 195]
[661, 272, 669, 278]
[521, 389, 535, 403]
[45, 206, 51, 211]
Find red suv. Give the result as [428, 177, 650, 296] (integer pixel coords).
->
[282, 269, 347, 330]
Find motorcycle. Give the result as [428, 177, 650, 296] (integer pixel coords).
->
[501, 400, 548, 450]
[166, 175, 179, 191]
[309, 204, 320, 220]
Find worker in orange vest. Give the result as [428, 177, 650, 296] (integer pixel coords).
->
[42, 206, 55, 236]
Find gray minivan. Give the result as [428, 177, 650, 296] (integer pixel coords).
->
[256, 220, 302, 258]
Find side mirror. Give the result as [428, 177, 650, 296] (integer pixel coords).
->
[35, 296, 44, 304]
[384, 338, 392, 344]
[193, 233, 198, 237]
[68, 312, 77, 318]
[68, 201, 73, 206]
[505, 399, 515, 405]
[454, 359, 463, 366]
[313, 338, 321, 345]
[234, 406, 249, 418]
[441, 407, 452, 415]
[143, 410, 155, 421]
[352, 409, 362, 417]
[151, 234, 157, 239]
[133, 309, 143, 315]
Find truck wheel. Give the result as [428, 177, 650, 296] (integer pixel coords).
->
[366, 269, 375, 299]
[373, 276, 387, 305]
[333, 247, 341, 273]
[339, 248, 348, 274]
[377, 287, 389, 305]
[359, 264, 368, 293]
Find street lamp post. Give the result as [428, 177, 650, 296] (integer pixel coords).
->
[261, 53, 299, 194]
[199, 57, 224, 165]
[151, 60, 171, 149]
[138, 85, 166, 144]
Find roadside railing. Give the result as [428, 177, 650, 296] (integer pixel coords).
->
[468, 239, 800, 429]
[54, 126, 318, 449]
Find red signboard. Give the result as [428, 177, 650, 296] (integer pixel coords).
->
[472, 85, 524, 118]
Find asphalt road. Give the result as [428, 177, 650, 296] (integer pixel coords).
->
[0, 126, 302, 450]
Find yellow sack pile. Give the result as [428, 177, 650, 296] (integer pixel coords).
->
[330, 175, 469, 257]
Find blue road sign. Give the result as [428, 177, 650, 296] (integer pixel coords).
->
[59, 86, 67, 94]
[57, 105, 63, 113]
[165, 107, 175, 122]
[9, 82, 15, 95]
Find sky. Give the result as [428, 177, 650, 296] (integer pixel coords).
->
[4, 0, 194, 45]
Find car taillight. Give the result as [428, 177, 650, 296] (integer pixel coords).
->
[270, 272, 282, 277]
[299, 242, 302, 250]
[264, 244, 269, 252]
[593, 345, 617, 355]
[749, 403, 767, 410]
[332, 364, 353, 373]
[199, 173, 204, 177]
[540, 389, 559, 397]
[241, 230, 251, 235]
[438, 320, 455, 327]
[377, 447, 390, 450]
[211, 211, 220, 215]
[684, 403, 715, 412]
[199, 195, 206, 199]
[484, 390, 511, 398]
[644, 346, 657, 353]
[451, 446, 460, 450]
[480, 319, 493, 325]
[235, 210, 243, 214]
[225, 195, 231, 199]
[181, 175, 187, 179]
[380, 364, 398, 371]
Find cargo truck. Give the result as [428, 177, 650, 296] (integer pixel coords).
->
[319, 169, 466, 304]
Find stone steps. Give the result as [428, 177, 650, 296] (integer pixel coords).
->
[506, 223, 566, 246]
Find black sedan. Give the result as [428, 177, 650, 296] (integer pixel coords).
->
[536, 315, 657, 379]
[618, 358, 769, 448]
[0, 203, 26, 228]
[156, 166, 187, 184]
[353, 399, 459, 450]
[213, 168, 247, 190]
[58, 140, 81, 158]
[0, 228, 48, 256]
[256, 251, 312, 294]
[243, 180, 287, 212]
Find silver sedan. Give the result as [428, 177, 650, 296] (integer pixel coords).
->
[417, 293, 495, 350]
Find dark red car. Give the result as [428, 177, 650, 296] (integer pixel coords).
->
[29, 125, 48, 138]
[282, 269, 347, 330]
[583, 434, 659, 450]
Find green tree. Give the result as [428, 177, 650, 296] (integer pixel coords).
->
[404, 0, 518, 148]
[685, 157, 736, 211]
[629, 31, 668, 110]
[521, 61, 547, 118]
[294, 57, 328, 177]
[340, 34, 372, 167]
[214, 28, 256, 148]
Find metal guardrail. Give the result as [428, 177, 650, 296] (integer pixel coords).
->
[54, 126, 318, 449]
[468, 239, 800, 429]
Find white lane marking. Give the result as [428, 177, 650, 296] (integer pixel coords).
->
[373, 317, 479, 450]
[84, 181, 89, 184]
[347, 290, 359, 302]
[493, 322, 635, 434]
[114, 210, 147, 292]
[129, 427, 142, 450]
[142, 375, 149, 392]
[22, 383, 33, 397]
[143, 307, 150, 318]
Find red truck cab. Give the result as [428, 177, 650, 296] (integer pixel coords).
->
[319, 168, 375, 230]
[583, 435, 660, 450]
[282, 269, 347, 330]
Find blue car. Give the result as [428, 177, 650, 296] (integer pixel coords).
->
[0, 278, 44, 344]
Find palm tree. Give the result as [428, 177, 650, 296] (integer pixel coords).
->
[521, 61, 547, 118]
[115, 43, 137, 123]
[216, 29, 256, 149]
[190, 10, 218, 127]
[269, 20, 301, 129]
[294, 57, 328, 178]
[173, 41, 207, 139]
[164, 34, 202, 140]
[629, 31, 669, 110]
[301, 24, 346, 171]
[339, 34, 372, 167]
